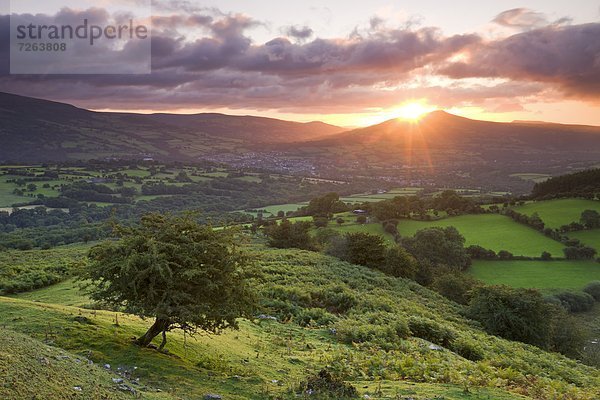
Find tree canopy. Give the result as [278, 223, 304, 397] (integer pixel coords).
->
[81, 213, 256, 349]
[401, 227, 470, 270]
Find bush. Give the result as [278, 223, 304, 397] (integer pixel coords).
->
[466, 245, 497, 260]
[468, 285, 554, 348]
[311, 286, 358, 314]
[408, 316, 456, 346]
[313, 217, 329, 228]
[432, 273, 480, 305]
[449, 336, 485, 361]
[382, 220, 399, 235]
[401, 227, 470, 270]
[265, 220, 315, 250]
[550, 291, 595, 313]
[343, 232, 386, 268]
[297, 308, 337, 327]
[314, 228, 341, 249]
[497, 250, 513, 260]
[583, 281, 600, 301]
[378, 246, 418, 279]
[335, 312, 409, 349]
[549, 308, 589, 358]
[297, 370, 359, 399]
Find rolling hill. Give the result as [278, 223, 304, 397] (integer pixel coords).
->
[2, 247, 599, 399]
[287, 111, 600, 169]
[3, 92, 600, 185]
[0, 92, 343, 162]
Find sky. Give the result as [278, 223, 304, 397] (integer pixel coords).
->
[0, 0, 599, 127]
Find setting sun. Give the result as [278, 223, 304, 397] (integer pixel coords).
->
[395, 101, 437, 121]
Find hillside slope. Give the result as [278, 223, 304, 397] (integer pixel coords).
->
[286, 111, 600, 169]
[0, 92, 343, 162]
[1, 247, 598, 399]
[0, 328, 165, 399]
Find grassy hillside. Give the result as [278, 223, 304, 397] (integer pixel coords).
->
[0, 328, 166, 399]
[469, 260, 600, 291]
[1, 247, 599, 399]
[0, 245, 90, 294]
[390, 214, 564, 257]
[512, 199, 600, 229]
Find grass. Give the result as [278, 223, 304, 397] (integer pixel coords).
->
[566, 229, 600, 251]
[0, 245, 91, 294]
[0, 179, 27, 207]
[394, 214, 565, 257]
[0, 328, 149, 399]
[510, 173, 551, 183]
[512, 199, 600, 229]
[10, 278, 90, 307]
[330, 222, 397, 245]
[3, 247, 599, 399]
[469, 260, 600, 291]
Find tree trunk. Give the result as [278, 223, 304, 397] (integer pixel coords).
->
[158, 329, 168, 351]
[135, 318, 170, 347]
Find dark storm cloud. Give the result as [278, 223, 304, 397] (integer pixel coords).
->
[440, 23, 600, 99]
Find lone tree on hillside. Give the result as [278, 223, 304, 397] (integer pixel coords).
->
[81, 213, 256, 349]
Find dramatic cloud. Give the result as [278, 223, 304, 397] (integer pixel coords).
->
[440, 23, 600, 99]
[0, 6, 597, 117]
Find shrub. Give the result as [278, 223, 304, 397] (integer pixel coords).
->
[432, 273, 480, 305]
[401, 227, 470, 270]
[311, 286, 358, 314]
[297, 370, 359, 399]
[313, 217, 329, 228]
[449, 336, 485, 361]
[265, 220, 315, 250]
[334, 312, 409, 349]
[297, 308, 337, 327]
[344, 232, 386, 268]
[583, 281, 600, 301]
[466, 245, 497, 260]
[497, 250, 514, 260]
[468, 285, 553, 348]
[382, 220, 399, 235]
[550, 291, 595, 313]
[379, 246, 418, 279]
[549, 308, 589, 358]
[408, 316, 456, 346]
[314, 228, 341, 249]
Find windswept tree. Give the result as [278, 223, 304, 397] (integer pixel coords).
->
[81, 213, 256, 349]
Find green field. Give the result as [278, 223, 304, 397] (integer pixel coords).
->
[469, 260, 600, 290]
[513, 199, 600, 229]
[393, 214, 565, 257]
[568, 229, 600, 251]
[510, 173, 551, 183]
[331, 222, 397, 245]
